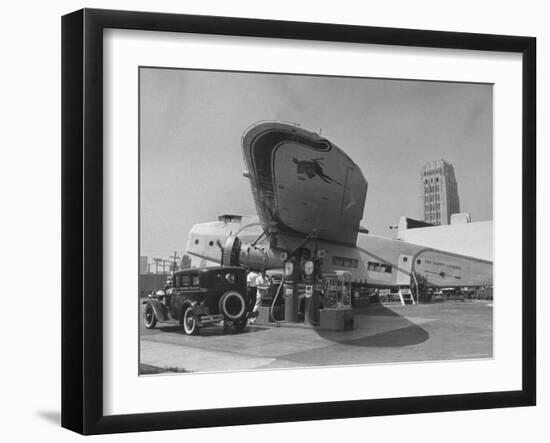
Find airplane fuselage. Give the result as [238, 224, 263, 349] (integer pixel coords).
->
[186, 216, 492, 288]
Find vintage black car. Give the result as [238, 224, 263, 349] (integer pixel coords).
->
[142, 266, 257, 335]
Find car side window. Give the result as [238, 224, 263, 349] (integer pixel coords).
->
[180, 275, 190, 287]
[192, 275, 200, 286]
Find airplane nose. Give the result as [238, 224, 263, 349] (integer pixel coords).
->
[185, 222, 234, 265]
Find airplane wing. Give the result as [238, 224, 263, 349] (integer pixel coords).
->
[242, 121, 368, 246]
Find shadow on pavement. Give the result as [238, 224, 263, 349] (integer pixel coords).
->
[158, 324, 270, 336]
[346, 324, 429, 347]
[353, 304, 404, 317]
[315, 304, 429, 347]
[139, 363, 189, 374]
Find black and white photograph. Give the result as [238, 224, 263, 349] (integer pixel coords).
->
[138, 67, 494, 375]
[1, 0, 543, 440]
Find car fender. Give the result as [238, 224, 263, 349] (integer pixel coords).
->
[142, 299, 168, 322]
[177, 299, 197, 323]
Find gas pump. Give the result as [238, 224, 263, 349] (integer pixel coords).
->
[320, 271, 354, 331]
[282, 246, 323, 324]
[303, 259, 321, 326]
[282, 258, 300, 323]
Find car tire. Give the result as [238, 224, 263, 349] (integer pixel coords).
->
[219, 291, 246, 320]
[233, 318, 248, 332]
[182, 305, 199, 335]
[143, 304, 157, 329]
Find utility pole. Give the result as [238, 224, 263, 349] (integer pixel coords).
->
[169, 251, 181, 273]
[153, 257, 162, 274]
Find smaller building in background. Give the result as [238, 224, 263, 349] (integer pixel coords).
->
[450, 212, 471, 224]
[419, 159, 460, 225]
[139, 256, 148, 274]
[396, 214, 492, 262]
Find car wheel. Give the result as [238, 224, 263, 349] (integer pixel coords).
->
[219, 291, 246, 320]
[143, 304, 157, 329]
[233, 318, 248, 332]
[182, 306, 199, 335]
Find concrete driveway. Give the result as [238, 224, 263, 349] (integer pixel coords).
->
[139, 301, 493, 374]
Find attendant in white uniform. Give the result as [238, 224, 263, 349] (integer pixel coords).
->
[246, 271, 260, 314]
[255, 272, 270, 315]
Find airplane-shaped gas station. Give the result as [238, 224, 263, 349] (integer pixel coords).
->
[185, 121, 493, 330]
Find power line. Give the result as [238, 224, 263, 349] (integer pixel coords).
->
[169, 250, 181, 273]
[153, 257, 162, 274]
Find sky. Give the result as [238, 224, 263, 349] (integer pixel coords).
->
[140, 67, 493, 260]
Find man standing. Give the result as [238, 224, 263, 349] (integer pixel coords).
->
[246, 270, 260, 317]
[255, 271, 270, 315]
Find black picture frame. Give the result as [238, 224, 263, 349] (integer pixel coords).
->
[61, 8, 536, 435]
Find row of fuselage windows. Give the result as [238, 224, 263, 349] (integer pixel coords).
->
[332, 255, 392, 274]
[332, 256, 359, 268]
[367, 262, 393, 273]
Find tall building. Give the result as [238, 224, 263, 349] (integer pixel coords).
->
[419, 159, 460, 225]
[180, 254, 192, 270]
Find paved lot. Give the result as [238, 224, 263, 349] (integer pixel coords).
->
[139, 301, 493, 374]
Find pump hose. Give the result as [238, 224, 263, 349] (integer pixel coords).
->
[269, 276, 286, 324]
